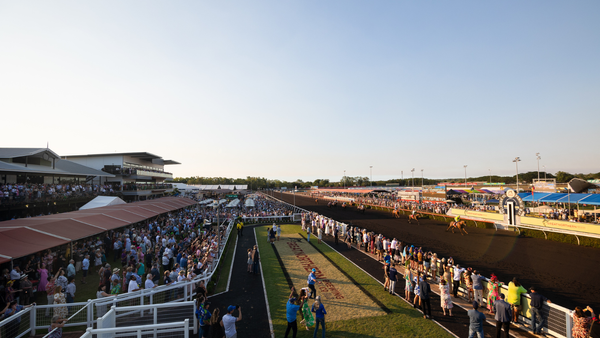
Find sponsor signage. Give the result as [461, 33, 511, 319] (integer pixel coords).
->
[451, 209, 504, 221]
[521, 217, 600, 236]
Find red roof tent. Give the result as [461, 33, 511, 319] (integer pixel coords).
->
[0, 228, 70, 264]
[0, 197, 196, 263]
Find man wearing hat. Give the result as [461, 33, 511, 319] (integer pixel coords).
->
[220, 305, 242, 338]
[307, 268, 319, 299]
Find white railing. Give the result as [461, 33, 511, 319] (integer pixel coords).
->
[82, 319, 190, 338]
[266, 192, 578, 338]
[0, 307, 33, 338]
[241, 215, 294, 223]
[6, 218, 235, 337]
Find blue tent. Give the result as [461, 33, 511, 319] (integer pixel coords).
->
[518, 192, 600, 205]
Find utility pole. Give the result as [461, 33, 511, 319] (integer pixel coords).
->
[370, 166, 373, 187]
[411, 168, 415, 189]
[464, 165, 468, 188]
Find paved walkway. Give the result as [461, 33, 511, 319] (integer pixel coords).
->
[209, 227, 271, 338]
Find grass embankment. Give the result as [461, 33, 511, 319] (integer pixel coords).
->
[257, 224, 452, 338]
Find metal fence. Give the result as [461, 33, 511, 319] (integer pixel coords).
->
[2, 218, 235, 337]
[266, 192, 578, 338]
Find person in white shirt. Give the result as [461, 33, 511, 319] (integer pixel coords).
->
[128, 275, 140, 293]
[221, 305, 242, 338]
[144, 274, 156, 289]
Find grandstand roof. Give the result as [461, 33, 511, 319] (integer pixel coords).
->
[63, 152, 180, 165]
[0, 148, 114, 177]
[0, 197, 196, 264]
[518, 192, 600, 205]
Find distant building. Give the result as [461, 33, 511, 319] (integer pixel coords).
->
[63, 152, 180, 200]
[0, 148, 113, 184]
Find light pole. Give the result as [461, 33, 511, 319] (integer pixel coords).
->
[343, 170, 346, 189]
[401, 171, 403, 186]
[421, 169, 424, 187]
[513, 157, 521, 192]
[489, 169, 491, 183]
[370, 166, 373, 187]
[536, 153, 541, 181]
[411, 168, 415, 189]
[464, 165, 468, 188]
[543, 165, 546, 180]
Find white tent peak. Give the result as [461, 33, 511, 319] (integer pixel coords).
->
[80, 196, 127, 210]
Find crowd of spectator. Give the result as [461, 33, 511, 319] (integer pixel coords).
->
[298, 206, 599, 338]
[0, 183, 120, 205]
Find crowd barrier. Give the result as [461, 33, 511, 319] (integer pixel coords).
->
[1, 219, 235, 337]
[269, 192, 577, 338]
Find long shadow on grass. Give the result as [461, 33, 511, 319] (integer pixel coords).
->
[297, 233, 391, 314]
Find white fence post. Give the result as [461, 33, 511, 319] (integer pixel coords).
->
[184, 319, 189, 338]
[29, 305, 36, 336]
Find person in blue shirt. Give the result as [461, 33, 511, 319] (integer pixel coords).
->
[285, 287, 301, 338]
[311, 296, 327, 338]
[307, 269, 318, 299]
[468, 301, 486, 338]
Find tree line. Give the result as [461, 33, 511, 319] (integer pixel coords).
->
[172, 171, 599, 189]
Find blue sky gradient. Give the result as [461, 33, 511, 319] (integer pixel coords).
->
[1, 1, 598, 181]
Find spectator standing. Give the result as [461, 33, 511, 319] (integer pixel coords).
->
[572, 306, 595, 338]
[388, 264, 398, 295]
[252, 246, 260, 275]
[529, 286, 551, 335]
[53, 285, 67, 319]
[45, 275, 56, 317]
[468, 301, 486, 338]
[507, 277, 527, 324]
[221, 305, 241, 338]
[311, 296, 327, 338]
[81, 255, 90, 284]
[4, 301, 35, 338]
[419, 274, 432, 319]
[471, 270, 484, 307]
[20, 276, 33, 305]
[307, 269, 318, 299]
[276, 225, 282, 241]
[306, 226, 311, 242]
[439, 279, 453, 316]
[494, 293, 511, 338]
[65, 277, 76, 308]
[66, 260, 75, 279]
[452, 264, 465, 298]
[47, 316, 68, 338]
[284, 288, 301, 338]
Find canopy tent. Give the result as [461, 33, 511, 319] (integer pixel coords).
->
[518, 192, 600, 206]
[199, 199, 214, 205]
[80, 196, 127, 210]
[245, 199, 255, 208]
[226, 199, 240, 208]
[0, 197, 196, 264]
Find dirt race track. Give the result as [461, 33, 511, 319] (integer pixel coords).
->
[274, 192, 600, 312]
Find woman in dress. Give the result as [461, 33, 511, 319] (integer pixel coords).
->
[572, 306, 595, 338]
[37, 263, 49, 294]
[317, 227, 322, 244]
[464, 269, 474, 303]
[486, 274, 502, 314]
[53, 285, 67, 318]
[439, 279, 454, 316]
[95, 285, 114, 317]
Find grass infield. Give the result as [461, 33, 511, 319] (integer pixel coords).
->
[257, 224, 452, 338]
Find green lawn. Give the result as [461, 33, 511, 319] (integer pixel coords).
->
[211, 229, 238, 294]
[256, 224, 452, 338]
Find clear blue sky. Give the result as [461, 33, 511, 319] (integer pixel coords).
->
[1, 1, 598, 182]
